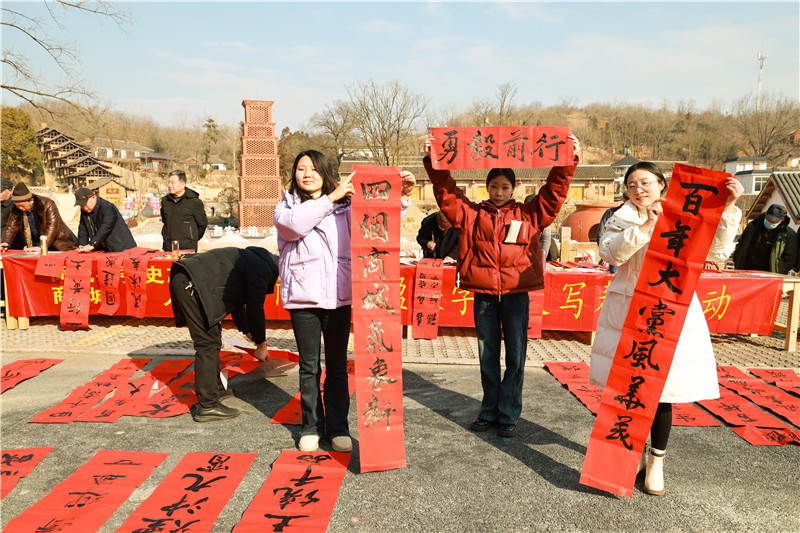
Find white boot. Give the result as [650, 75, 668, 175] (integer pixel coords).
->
[644, 449, 665, 495]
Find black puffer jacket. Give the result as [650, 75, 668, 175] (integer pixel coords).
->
[161, 187, 207, 252]
[78, 196, 136, 252]
[169, 246, 279, 343]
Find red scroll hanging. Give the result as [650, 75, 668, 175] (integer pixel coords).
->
[123, 254, 149, 318]
[580, 164, 732, 497]
[430, 126, 573, 170]
[97, 253, 123, 315]
[411, 259, 445, 339]
[350, 164, 406, 472]
[60, 254, 94, 330]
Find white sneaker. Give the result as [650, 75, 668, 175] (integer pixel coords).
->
[331, 436, 353, 453]
[298, 435, 320, 452]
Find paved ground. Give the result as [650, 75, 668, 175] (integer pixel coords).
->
[1, 305, 799, 532]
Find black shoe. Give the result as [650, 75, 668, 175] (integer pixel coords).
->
[218, 388, 234, 401]
[498, 424, 517, 437]
[193, 403, 239, 422]
[470, 418, 496, 432]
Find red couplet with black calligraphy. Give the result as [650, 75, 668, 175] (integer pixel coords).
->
[1, 447, 53, 499]
[34, 254, 65, 278]
[97, 253, 123, 315]
[1, 358, 62, 393]
[116, 452, 256, 533]
[60, 253, 94, 330]
[350, 164, 407, 472]
[411, 259, 445, 339]
[3, 449, 168, 533]
[233, 451, 350, 532]
[122, 253, 149, 318]
[580, 164, 731, 497]
[430, 126, 573, 170]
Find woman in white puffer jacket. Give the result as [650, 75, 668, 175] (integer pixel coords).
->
[589, 161, 743, 496]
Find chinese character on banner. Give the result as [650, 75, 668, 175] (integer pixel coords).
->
[431, 126, 574, 170]
[412, 259, 445, 339]
[350, 164, 406, 473]
[59, 252, 94, 330]
[97, 254, 122, 315]
[580, 164, 730, 498]
[123, 253, 150, 318]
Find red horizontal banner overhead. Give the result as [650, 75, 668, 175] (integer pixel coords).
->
[430, 126, 573, 170]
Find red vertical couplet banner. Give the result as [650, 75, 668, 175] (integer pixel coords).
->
[350, 164, 407, 472]
[116, 452, 256, 533]
[411, 259, 445, 339]
[123, 254, 149, 318]
[60, 254, 93, 330]
[1, 447, 53, 499]
[2, 449, 168, 533]
[1, 358, 63, 393]
[430, 126, 573, 170]
[233, 451, 350, 532]
[580, 164, 731, 497]
[97, 253, 123, 315]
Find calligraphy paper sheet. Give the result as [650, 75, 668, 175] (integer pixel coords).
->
[351, 164, 406, 472]
[431, 126, 573, 170]
[3, 449, 167, 533]
[233, 451, 350, 533]
[1, 358, 62, 393]
[116, 452, 256, 533]
[1, 447, 53, 499]
[411, 259, 444, 339]
[580, 164, 731, 497]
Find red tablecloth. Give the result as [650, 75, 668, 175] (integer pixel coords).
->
[1, 253, 782, 334]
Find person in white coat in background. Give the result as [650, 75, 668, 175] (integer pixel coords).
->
[589, 161, 743, 495]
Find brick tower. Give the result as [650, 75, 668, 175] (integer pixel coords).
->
[239, 100, 281, 231]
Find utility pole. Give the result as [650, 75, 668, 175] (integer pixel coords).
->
[756, 51, 767, 111]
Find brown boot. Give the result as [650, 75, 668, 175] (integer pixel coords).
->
[643, 449, 665, 495]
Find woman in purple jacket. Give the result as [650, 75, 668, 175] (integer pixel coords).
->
[274, 150, 415, 453]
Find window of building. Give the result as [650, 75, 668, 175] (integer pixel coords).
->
[754, 176, 768, 192]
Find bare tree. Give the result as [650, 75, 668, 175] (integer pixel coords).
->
[310, 100, 358, 167]
[494, 82, 518, 126]
[346, 79, 429, 166]
[733, 92, 800, 157]
[2, 1, 132, 110]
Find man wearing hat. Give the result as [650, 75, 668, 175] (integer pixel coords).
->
[74, 187, 137, 253]
[1, 182, 77, 252]
[732, 203, 798, 274]
[1, 180, 26, 250]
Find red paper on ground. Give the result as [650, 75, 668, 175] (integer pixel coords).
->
[430, 126, 573, 170]
[1, 447, 53, 499]
[77, 374, 160, 422]
[1, 358, 63, 393]
[581, 164, 730, 497]
[719, 377, 800, 427]
[233, 451, 350, 533]
[3, 449, 167, 533]
[351, 164, 406, 473]
[717, 365, 751, 380]
[116, 452, 256, 533]
[671, 402, 720, 427]
[747, 368, 800, 383]
[699, 393, 788, 428]
[731, 426, 800, 446]
[774, 380, 800, 397]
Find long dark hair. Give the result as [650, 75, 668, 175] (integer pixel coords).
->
[289, 150, 343, 203]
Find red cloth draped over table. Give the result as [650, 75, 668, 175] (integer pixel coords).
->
[2, 253, 781, 334]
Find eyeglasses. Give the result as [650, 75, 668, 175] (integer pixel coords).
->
[626, 181, 659, 192]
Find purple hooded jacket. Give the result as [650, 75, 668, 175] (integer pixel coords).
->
[275, 190, 409, 310]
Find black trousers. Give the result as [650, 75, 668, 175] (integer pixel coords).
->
[289, 306, 352, 438]
[170, 271, 224, 409]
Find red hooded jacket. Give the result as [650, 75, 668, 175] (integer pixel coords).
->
[423, 155, 577, 295]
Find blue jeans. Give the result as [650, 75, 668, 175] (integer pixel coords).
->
[289, 306, 351, 438]
[473, 292, 529, 425]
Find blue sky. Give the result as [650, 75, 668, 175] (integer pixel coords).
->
[3, 1, 798, 131]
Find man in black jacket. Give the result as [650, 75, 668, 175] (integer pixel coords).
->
[416, 210, 458, 260]
[169, 246, 279, 422]
[75, 188, 137, 253]
[161, 170, 207, 253]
